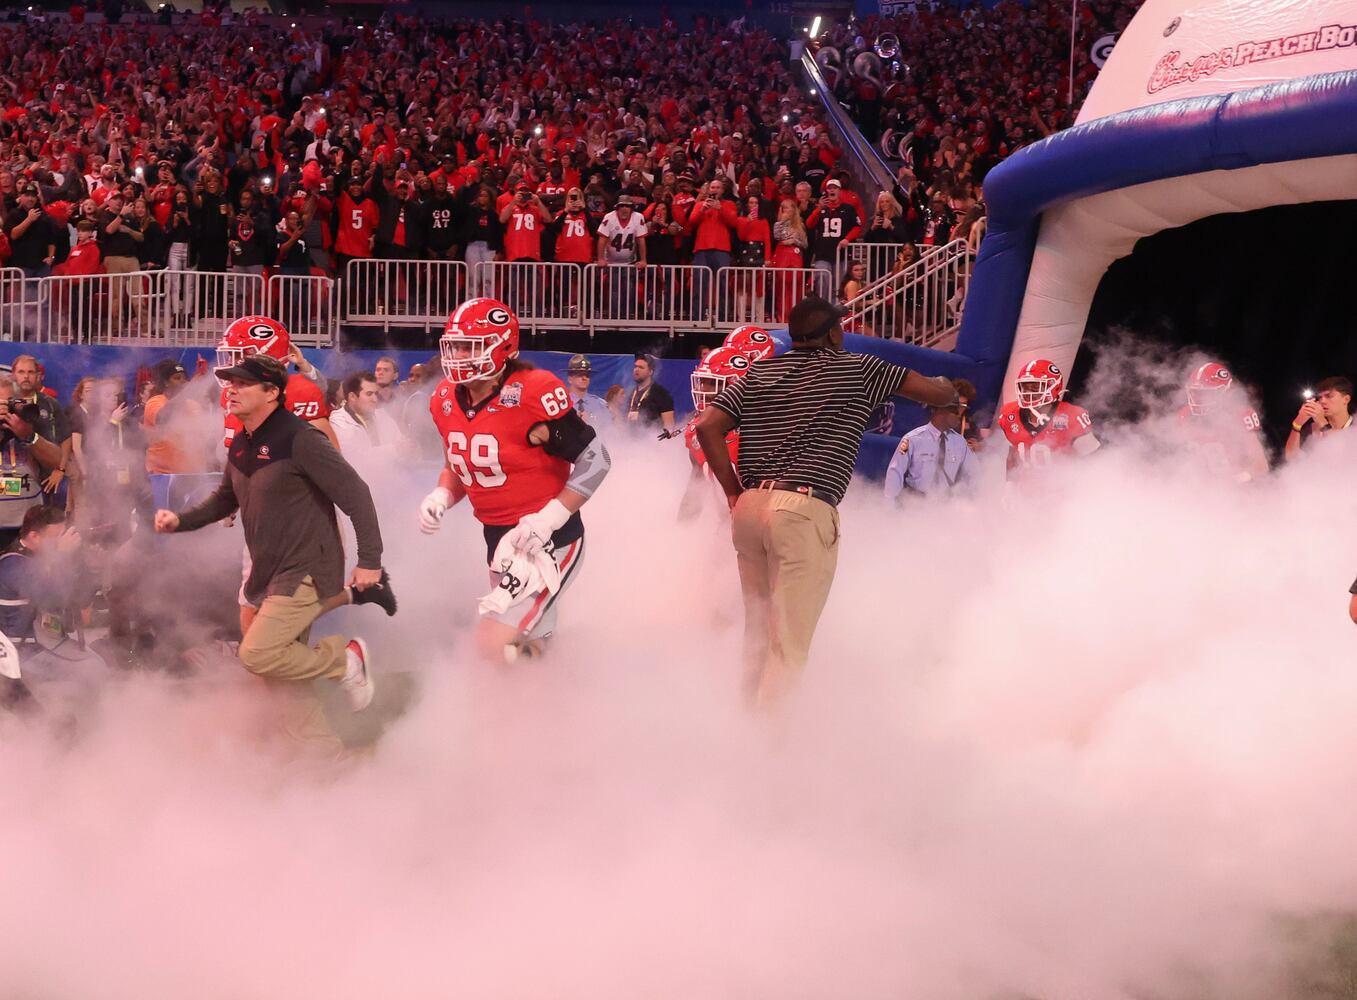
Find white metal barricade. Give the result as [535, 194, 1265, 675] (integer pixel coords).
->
[583, 263, 714, 333]
[162, 271, 266, 345]
[967, 216, 987, 255]
[841, 239, 971, 346]
[471, 261, 583, 329]
[267, 274, 337, 346]
[0, 267, 36, 339]
[37, 270, 166, 344]
[837, 241, 924, 285]
[342, 258, 467, 332]
[715, 266, 833, 328]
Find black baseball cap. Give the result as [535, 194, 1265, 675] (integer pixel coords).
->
[155, 359, 187, 383]
[215, 354, 287, 390]
[787, 295, 847, 342]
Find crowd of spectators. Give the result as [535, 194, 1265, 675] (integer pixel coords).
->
[0, 1, 1170, 341]
[0, 7, 881, 332]
[821, 0, 1144, 253]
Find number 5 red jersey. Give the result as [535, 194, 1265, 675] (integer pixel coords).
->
[429, 366, 573, 527]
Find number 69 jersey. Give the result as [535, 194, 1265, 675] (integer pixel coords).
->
[430, 367, 574, 527]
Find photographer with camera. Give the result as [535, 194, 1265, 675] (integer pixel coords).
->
[11, 357, 71, 504]
[0, 505, 106, 717]
[0, 375, 64, 551]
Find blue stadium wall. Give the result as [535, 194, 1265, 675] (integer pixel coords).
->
[0, 333, 964, 481]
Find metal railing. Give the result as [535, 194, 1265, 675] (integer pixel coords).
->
[1, 256, 978, 348]
[36, 270, 166, 344]
[582, 263, 717, 333]
[341, 258, 467, 333]
[841, 239, 973, 347]
[267, 274, 337, 346]
[716, 266, 833, 328]
[475, 261, 583, 329]
[0, 268, 36, 339]
[837, 242, 929, 286]
[2, 270, 331, 345]
[161, 271, 266, 345]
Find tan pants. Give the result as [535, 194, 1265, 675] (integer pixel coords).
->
[730, 488, 840, 707]
[102, 255, 141, 330]
[238, 577, 348, 683]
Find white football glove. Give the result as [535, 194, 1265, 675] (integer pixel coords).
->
[504, 498, 571, 555]
[418, 486, 453, 534]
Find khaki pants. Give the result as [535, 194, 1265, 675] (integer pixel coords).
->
[238, 577, 348, 683]
[102, 255, 141, 330]
[730, 488, 840, 707]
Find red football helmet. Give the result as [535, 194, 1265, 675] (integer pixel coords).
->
[1014, 358, 1064, 409]
[1186, 361, 1233, 415]
[217, 316, 290, 376]
[691, 346, 753, 412]
[722, 325, 775, 361]
[441, 297, 520, 383]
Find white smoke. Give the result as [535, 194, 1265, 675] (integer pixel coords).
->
[2, 389, 1356, 1000]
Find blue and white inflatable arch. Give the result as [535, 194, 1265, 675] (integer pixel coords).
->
[958, 0, 1357, 407]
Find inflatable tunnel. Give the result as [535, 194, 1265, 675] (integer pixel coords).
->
[957, 0, 1357, 408]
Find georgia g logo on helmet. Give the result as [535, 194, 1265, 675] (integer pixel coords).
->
[1014, 358, 1064, 410]
[440, 298, 522, 384]
[218, 315, 291, 381]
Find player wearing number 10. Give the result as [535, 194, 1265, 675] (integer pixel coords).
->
[997, 358, 1101, 479]
[419, 298, 612, 661]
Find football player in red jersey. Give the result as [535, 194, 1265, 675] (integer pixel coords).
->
[679, 346, 751, 520]
[1178, 361, 1269, 483]
[997, 358, 1101, 477]
[216, 316, 337, 452]
[419, 298, 612, 661]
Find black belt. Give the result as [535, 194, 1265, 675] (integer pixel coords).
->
[751, 480, 831, 504]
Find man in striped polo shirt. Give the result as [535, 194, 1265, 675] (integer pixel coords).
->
[696, 295, 958, 707]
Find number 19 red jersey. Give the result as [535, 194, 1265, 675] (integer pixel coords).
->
[430, 368, 573, 527]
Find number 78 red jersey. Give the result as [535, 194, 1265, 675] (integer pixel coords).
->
[430, 367, 573, 527]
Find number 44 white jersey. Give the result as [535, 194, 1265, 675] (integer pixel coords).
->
[597, 210, 648, 264]
[429, 367, 574, 527]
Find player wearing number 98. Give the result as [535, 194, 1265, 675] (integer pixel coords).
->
[997, 358, 1100, 478]
[420, 298, 612, 661]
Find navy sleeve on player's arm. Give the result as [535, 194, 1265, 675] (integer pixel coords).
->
[539, 408, 596, 462]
